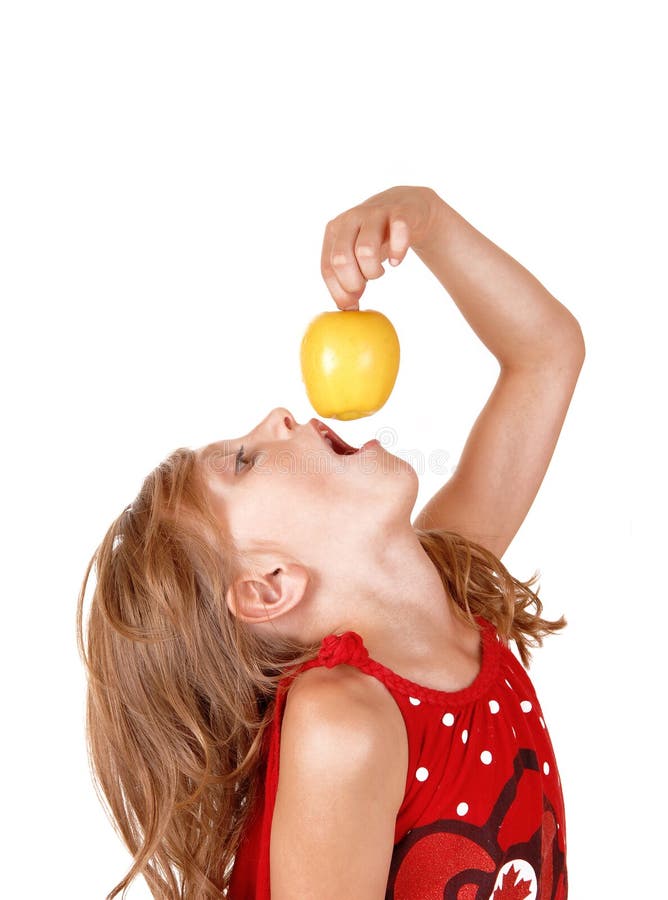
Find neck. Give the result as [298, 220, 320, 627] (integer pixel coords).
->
[306, 524, 465, 663]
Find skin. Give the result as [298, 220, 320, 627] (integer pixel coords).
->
[195, 405, 481, 689]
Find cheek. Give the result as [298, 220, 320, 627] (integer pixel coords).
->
[237, 463, 352, 536]
[237, 476, 323, 533]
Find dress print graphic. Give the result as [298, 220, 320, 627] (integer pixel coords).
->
[386, 748, 566, 899]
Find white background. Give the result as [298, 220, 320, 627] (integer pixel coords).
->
[1, 1, 665, 897]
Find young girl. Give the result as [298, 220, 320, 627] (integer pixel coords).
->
[77, 185, 585, 899]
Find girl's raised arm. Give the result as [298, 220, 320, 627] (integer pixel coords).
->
[322, 186, 586, 559]
[409, 193, 585, 558]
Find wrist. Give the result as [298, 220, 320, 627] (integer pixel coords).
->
[411, 189, 453, 254]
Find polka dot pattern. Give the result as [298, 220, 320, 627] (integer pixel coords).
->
[416, 766, 429, 782]
[456, 802, 469, 816]
[442, 712, 455, 726]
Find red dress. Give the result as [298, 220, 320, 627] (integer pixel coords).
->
[228, 617, 567, 899]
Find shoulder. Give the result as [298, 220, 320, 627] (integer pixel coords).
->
[280, 663, 407, 801]
[284, 663, 407, 742]
[271, 665, 408, 897]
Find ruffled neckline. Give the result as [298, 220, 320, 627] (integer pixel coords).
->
[311, 615, 502, 707]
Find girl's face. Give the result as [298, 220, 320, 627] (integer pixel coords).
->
[195, 407, 418, 563]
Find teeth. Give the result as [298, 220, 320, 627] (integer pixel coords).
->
[318, 424, 335, 450]
[317, 423, 350, 455]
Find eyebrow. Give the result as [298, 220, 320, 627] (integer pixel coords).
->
[197, 444, 237, 477]
[201, 441, 235, 458]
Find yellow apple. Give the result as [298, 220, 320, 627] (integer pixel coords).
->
[300, 309, 400, 420]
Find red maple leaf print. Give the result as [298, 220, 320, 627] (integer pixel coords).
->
[493, 865, 532, 899]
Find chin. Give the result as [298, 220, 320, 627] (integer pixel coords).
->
[379, 462, 420, 522]
[392, 453, 421, 489]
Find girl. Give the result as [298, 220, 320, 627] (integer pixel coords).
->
[77, 185, 585, 899]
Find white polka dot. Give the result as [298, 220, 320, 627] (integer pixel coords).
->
[489, 699, 500, 714]
[505, 679, 513, 690]
[520, 700, 532, 713]
[442, 712, 455, 727]
[543, 761, 550, 775]
[461, 729, 469, 744]
[456, 801, 469, 816]
[540, 716, 546, 728]
[480, 750, 493, 765]
[409, 696, 421, 706]
[511, 726, 516, 738]
[415, 766, 429, 781]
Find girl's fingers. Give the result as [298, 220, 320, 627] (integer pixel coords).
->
[354, 212, 387, 281]
[321, 218, 365, 309]
[324, 274, 360, 309]
[320, 201, 417, 309]
[330, 220, 367, 295]
[388, 218, 411, 266]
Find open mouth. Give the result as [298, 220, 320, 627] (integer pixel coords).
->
[311, 419, 359, 455]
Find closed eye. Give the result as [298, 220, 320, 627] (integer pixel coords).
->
[235, 445, 253, 474]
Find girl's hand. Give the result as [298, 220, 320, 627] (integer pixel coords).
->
[320, 185, 442, 310]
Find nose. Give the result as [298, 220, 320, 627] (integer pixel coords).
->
[261, 407, 298, 437]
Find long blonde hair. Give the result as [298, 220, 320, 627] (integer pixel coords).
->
[77, 446, 564, 898]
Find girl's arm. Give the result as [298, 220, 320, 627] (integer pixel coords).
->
[322, 186, 586, 559]
[408, 193, 585, 558]
[410, 192, 585, 368]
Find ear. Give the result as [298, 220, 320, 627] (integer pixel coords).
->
[225, 561, 310, 624]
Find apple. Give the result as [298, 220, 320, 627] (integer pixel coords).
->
[300, 309, 400, 420]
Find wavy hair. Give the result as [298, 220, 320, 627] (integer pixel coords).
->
[77, 446, 564, 898]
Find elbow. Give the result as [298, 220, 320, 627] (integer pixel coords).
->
[570, 317, 586, 366]
[556, 312, 586, 369]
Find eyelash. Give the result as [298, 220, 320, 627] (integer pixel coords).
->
[235, 445, 253, 474]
